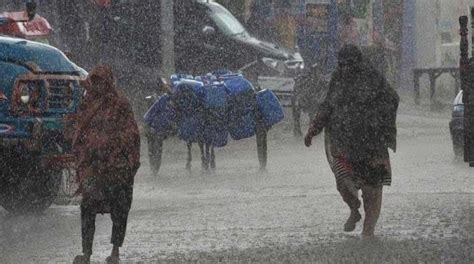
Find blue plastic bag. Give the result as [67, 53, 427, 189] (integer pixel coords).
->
[205, 84, 227, 109]
[256, 89, 284, 128]
[228, 112, 256, 140]
[173, 80, 205, 115]
[224, 77, 256, 140]
[202, 84, 229, 147]
[224, 76, 254, 96]
[178, 114, 204, 143]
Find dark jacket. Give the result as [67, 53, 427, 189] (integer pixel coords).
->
[308, 45, 399, 161]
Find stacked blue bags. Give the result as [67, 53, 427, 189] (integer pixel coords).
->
[174, 79, 206, 143]
[203, 83, 228, 147]
[144, 71, 285, 147]
[224, 76, 257, 140]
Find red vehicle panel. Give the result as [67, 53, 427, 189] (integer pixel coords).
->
[0, 11, 51, 39]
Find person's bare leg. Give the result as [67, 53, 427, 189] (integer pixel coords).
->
[361, 185, 383, 238]
[106, 246, 119, 263]
[105, 247, 119, 263]
[337, 178, 362, 232]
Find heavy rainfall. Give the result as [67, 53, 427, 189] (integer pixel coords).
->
[0, 0, 473, 263]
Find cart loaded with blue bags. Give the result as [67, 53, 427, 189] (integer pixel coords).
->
[144, 71, 284, 174]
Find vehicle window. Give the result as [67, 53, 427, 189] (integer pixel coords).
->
[208, 3, 249, 37]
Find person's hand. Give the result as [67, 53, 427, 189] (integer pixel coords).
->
[304, 133, 313, 147]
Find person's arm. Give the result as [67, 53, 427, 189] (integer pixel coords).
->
[304, 104, 330, 147]
[308, 107, 330, 135]
[376, 77, 399, 152]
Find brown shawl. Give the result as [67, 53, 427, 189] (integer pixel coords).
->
[72, 65, 140, 193]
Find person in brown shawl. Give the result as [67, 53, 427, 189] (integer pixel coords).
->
[304, 45, 399, 239]
[72, 65, 140, 264]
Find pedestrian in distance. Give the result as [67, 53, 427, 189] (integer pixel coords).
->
[72, 65, 141, 264]
[304, 45, 399, 239]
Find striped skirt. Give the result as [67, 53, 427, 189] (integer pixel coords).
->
[324, 133, 392, 187]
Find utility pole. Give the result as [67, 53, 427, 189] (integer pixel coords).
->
[372, 0, 386, 77]
[401, 0, 416, 90]
[161, 0, 175, 78]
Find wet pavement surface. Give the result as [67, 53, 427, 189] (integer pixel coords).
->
[1, 102, 473, 263]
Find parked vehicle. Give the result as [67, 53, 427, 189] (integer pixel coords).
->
[450, 90, 464, 158]
[0, 1, 53, 45]
[0, 36, 85, 213]
[174, 0, 304, 78]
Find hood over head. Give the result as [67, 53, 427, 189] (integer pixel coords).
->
[337, 44, 363, 70]
[86, 64, 117, 97]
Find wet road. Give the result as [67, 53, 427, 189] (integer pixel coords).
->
[1, 103, 473, 263]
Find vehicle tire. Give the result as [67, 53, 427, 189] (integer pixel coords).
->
[146, 129, 164, 176]
[0, 150, 61, 214]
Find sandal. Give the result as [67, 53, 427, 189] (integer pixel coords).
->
[344, 210, 362, 232]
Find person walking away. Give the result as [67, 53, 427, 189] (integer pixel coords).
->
[293, 63, 330, 135]
[304, 45, 399, 238]
[72, 65, 140, 264]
